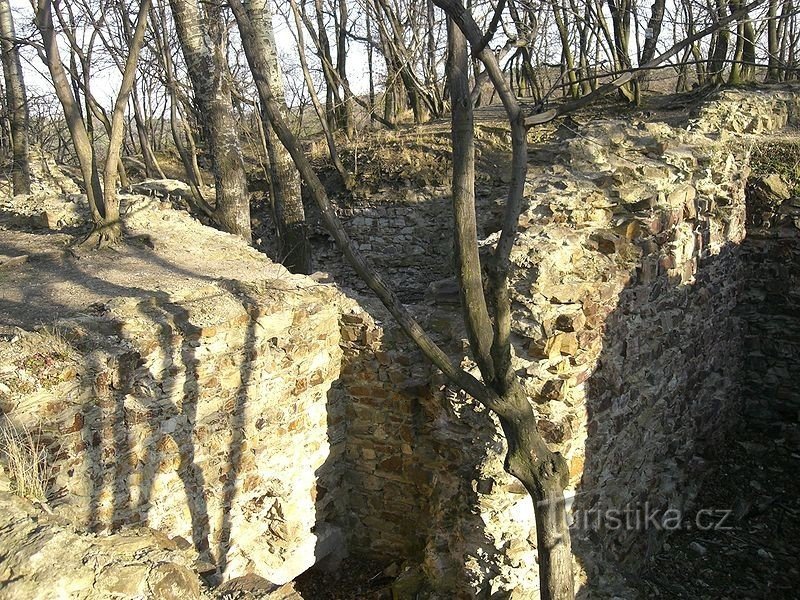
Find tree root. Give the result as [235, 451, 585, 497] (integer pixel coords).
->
[74, 222, 123, 250]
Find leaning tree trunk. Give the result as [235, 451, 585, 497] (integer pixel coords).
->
[0, 0, 31, 195]
[229, 0, 311, 274]
[169, 0, 251, 242]
[97, 0, 152, 245]
[34, 0, 105, 226]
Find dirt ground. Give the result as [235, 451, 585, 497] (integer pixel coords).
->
[0, 191, 302, 337]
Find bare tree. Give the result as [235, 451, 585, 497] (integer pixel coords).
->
[228, 0, 311, 273]
[0, 0, 31, 195]
[169, 0, 251, 241]
[285, 0, 354, 190]
[32, 0, 151, 245]
[149, 0, 208, 207]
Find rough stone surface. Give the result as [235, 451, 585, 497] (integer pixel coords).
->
[1, 86, 799, 599]
[0, 466, 206, 600]
[0, 196, 350, 586]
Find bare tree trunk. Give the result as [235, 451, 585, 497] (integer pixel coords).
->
[150, 0, 208, 208]
[0, 0, 30, 195]
[640, 0, 667, 64]
[548, 0, 579, 98]
[767, 0, 780, 80]
[312, 0, 344, 132]
[335, 0, 354, 136]
[99, 0, 152, 245]
[169, 0, 251, 242]
[366, 5, 375, 108]
[709, 0, 730, 83]
[288, 0, 353, 190]
[34, 0, 105, 225]
[606, 0, 639, 102]
[734, 2, 757, 81]
[131, 86, 165, 178]
[229, 0, 311, 274]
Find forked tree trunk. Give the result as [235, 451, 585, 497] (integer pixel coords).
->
[34, 0, 105, 227]
[0, 0, 31, 195]
[445, 12, 574, 599]
[228, 0, 311, 274]
[169, 0, 251, 242]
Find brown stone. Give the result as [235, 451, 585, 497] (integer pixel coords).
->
[149, 563, 202, 600]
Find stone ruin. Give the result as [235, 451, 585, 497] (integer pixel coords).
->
[0, 86, 798, 598]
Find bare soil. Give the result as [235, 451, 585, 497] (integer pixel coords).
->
[0, 192, 298, 336]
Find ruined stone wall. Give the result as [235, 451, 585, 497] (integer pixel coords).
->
[0, 467, 205, 600]
[740, 174, 800, 420]
[325, 87, 800, 597]
[0, 247, 349, 586]
[312, 191, 455, 303]
[310, 190, 504, 302]
[2, 86, 798, 599]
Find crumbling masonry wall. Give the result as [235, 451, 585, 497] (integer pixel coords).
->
[1, 87, 798, 599]
[0, 204, 353, 589]
[322, 88, 800, 597]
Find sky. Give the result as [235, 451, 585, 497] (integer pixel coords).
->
[7, 0, 372, 109]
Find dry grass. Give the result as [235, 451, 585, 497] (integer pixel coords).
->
[0, 419, 54, 512]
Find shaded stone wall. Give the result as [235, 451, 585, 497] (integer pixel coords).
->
[310, 189, 504, 302]
[311, 191, 455, 302]
[741, 174, 800, 420]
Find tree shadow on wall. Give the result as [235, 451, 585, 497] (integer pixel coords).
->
[0, 224, 266, 584]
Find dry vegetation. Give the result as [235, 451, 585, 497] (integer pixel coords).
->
[0, 419, 54, 511]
